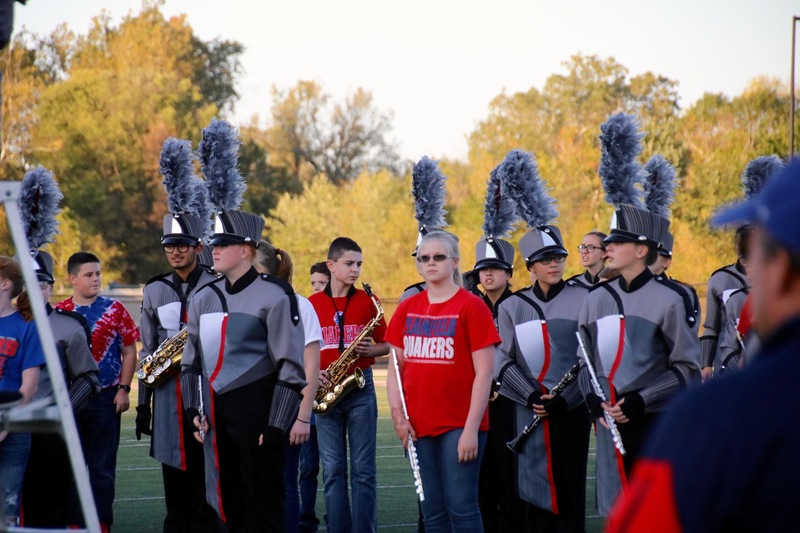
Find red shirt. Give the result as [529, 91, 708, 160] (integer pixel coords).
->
[309, 287, 387, 373]
[386, 288, 501, 438]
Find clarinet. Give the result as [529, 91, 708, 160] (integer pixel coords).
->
[198, 375, 206, 441]
[575, 332, 626, 457]
[391, 348, 425, 502]
[506, 364, 580, 454]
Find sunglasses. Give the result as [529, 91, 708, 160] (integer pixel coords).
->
[163, 243, 192, 253]
[416, 254, 451, 263]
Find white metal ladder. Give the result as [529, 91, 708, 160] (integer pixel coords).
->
[0, 181, 100, 533]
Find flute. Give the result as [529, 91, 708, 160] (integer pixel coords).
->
[391, 348, 425, 502]
[575, 332, 626, 457]
[198, 375, 206, 441]
[506, 363, 580, 454]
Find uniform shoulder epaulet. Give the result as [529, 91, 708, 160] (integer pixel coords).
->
[565, 278, 590, 291]
[728, 286, 750, 299]
[144, 271, 172, 287]
[54, 308, 92, 348]
[588, 280, 610, 293]
[710, 264, 747, 286]
[259, 273, 301, 326]
[510, 286, 545, 317]
[54, 307, 88, 326]
[402, 281, 426, 295]
[654, 275, 697, 326]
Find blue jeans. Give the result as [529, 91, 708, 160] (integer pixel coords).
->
[298, 423, 320, 531]
[415, 428, 487, 533]
[0, 431, 30, 524]
[284, 439, 301, 533]
[316, 367, 377, 533]
[70, 387, 121, 526]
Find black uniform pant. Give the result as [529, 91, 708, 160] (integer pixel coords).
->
[21, 433, 72, 527]
[526, 407, 592, 533]
[162, 410, 219, 533]
[479, 395, 530, 532]
[214, 376, 285, 533]
[619, 412, 658, 475]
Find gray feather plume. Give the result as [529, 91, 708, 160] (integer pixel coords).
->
[742, 155, 784, 199]
[18, 166, 63, 250]
[192, 177, 214, 241]
[500, 149, 558, 229]
[599, 113, 646, 209]
[482, 164, 516, 238]
[199, 118, 246, 211]
[643, 154, 677, 217]
[160, 137, 199, 214]
[411, 156, 447, 230]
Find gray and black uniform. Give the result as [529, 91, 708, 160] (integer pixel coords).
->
[700, 262, 748, 374]
[578, 268, 701, 516]
[180, 267, 306, 531]
[716, 286, 749, 376]
[496, 280, 590, 532]
[138, 265, 218, 532]
[22, 304, 100, 528]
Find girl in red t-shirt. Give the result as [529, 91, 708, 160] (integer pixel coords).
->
[386, 231, 500, 532]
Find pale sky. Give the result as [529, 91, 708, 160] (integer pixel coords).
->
[13, 0, 799, 161]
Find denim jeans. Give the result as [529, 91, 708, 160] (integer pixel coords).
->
[0, 431, 30, 524]
[415, 428, 487, 533]
[284, 439, 301, 533]
[298, 422, 320, 531]
[316, 366, 377, 533]
[70, 386, 121, 526]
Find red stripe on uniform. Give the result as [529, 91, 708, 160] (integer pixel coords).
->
[607, 316, 627, 488]
[542, 418, 559, 514]
[175, 377, 186, 471]
[208, 388, 226, 522]
[536, 321, 551, 383]
[209, 315, 228, 385]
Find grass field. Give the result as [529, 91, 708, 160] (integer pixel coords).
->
[112, 368, 605, 532]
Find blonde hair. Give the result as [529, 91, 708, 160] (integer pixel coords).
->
[419, 231, 463, 287]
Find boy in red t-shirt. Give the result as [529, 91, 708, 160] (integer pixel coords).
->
[308, 237, 388, 533]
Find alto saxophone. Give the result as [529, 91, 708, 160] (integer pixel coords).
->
[313, 283, 384, 414]
[137, 328, 187, 388]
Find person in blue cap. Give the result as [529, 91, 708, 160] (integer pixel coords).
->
[607, 157, 800, 532]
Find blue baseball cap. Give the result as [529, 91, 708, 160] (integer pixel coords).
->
[711, 158, 800, 253]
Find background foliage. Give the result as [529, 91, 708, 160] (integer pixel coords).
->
[1, 3, 797, 300]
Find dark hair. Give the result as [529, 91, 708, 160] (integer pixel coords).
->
[67, 252, 101, 275]
[761, 232, 800, 275]
[585, 231, 608, 248]
[310, 261, 331, 278]
[0, 256, 32, 321]
[327, 237, 362, 262]
[644, 245, 659, 266]
[255, 240, 294, 284]
[735, 225, 755, 260]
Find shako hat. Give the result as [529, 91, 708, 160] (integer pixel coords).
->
[501, 149, 566, 265]
[474, 163, 516, 271]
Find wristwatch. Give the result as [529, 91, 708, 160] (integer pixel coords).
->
[118, 384, 132, 393]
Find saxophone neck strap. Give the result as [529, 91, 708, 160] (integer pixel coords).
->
[325, 285, 357, 353]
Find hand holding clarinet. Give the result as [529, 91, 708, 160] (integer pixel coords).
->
[390, 348, 425, 502]
[576, 332, 626, 457]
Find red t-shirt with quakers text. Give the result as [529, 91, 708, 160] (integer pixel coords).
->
[309, 288, 387, 374]
[386, 287, 501, 438]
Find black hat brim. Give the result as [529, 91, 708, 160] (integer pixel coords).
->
[473, 259, 513, 271]
[162, 235, 201, 245]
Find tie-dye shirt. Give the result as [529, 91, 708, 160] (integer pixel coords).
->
[56, 296, 139, 388]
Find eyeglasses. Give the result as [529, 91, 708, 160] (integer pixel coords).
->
[163, 243, 191, 253]
[38, 282, 53, 290]
[416, 254, 451, 263]
[578, 244, 603, 253]
[537, 255, 567, 265]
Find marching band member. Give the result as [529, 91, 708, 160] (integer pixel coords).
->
[569, 231, 607, 287]
[494, 149, 590, 532]
[136, 138, 218, 532]
[180, 119, 306, 531]
[387, 230, 500, 533]
[700, 155, 784, 380]
[578, 114, 700, 516]
[15, 168, 99, 528]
